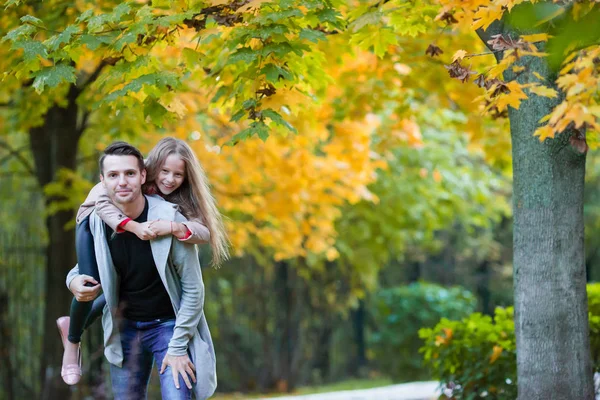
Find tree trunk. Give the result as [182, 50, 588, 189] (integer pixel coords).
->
[0, 290, 15, 400]
[273, 261, 296, 392]
[350, 299, 367, 376]
[490, 28, 595, 398]
[476, 260, 492, 316]
[29, 86, 83, 400]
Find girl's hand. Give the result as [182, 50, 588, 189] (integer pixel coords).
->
[148, 219, 172, 237]
[128, 221, 157, 240]
[148, 220, 189, 239]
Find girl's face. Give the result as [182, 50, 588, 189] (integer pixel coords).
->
[156, 154, 186, 195]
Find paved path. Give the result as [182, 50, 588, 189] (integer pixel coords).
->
[258, 381, 440, 400]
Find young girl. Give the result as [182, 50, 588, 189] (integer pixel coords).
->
[56, 137, 229, 385]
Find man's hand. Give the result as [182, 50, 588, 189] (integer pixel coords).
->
[128, 221, 157, 240]
[68, 275, 101, 302]
[160, 353, 196, 390]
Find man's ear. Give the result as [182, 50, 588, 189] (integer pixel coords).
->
[99, 173, 105, 186]
[140, 168, 147, 185]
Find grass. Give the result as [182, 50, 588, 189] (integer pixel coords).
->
[212, 377, 394, 399]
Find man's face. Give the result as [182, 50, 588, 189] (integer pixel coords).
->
[100, 155, 146, 206]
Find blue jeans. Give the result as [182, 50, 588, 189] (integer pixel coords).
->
[110, 318, 193, 400]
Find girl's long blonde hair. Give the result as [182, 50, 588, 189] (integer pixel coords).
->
[144, 137, 229, 267]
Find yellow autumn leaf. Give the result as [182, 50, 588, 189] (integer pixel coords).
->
[442, 327, 453, 340]
[452, 49, 467, 62]
[534, 125, 556, 142]
[326, 247, 339, 261]
[520, 33, 549, 43]
[529, 85, 558, 99]
[434, 335, 447, 346]
[237, 0, 272, 12]
[490, 345, 503, 364]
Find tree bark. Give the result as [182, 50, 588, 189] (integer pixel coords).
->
[29, 86, 83, 400]
[478, 23, 595, 398]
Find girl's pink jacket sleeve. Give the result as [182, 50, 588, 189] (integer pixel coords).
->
[179, 219, 210, 244]
[75, 182, 129, 231]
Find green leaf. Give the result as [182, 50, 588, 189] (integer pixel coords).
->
[261, 42, 301, 58]
[211, 86, 229, 104]
[20, 15, 44, 26]
[226, 47, 258, 65]
[45, 25, 81, 52]
[87, 14, 110, 33]
[261, 64, 293, 83]
[254, 24, 290, 40]
[109, 2, 132, 23]
[143, 97, 168, 125]
[3, 24, 37, 42]
[242, 98, 258, 109]
[316, 8, 342, 24]
[263, 109, 296, 133]
[181, 48, 205, 66]
[12, 40, 48, 62]
[299, 28, 326, 43]
[76, 9, 95, 24]
[114, 32, 137, 51]
[104, 72, 179, 103]
[80, 34, 112, 51]
[350, 11, 382, 33]
[228, 121, 270, 145]
[230, 109, 246, 122]
[255, 9, 303, 24]
[32, 64, 77, 93]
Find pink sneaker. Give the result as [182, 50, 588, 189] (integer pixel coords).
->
[56, 316, 82, 385]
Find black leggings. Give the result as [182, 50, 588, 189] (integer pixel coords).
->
[67, 216, 107, 343]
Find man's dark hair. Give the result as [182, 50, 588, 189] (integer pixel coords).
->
[99, 141, 145, 174]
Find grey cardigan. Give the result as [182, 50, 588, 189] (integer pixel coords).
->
[66, 195, 217, 399]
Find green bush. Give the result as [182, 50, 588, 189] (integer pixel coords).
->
[369, 282, 477, 382]
[587, 283, 600, 371]
[419, 283, 600, 399]
[419, 307, 517, 399]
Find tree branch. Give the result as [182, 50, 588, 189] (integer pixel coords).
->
[476, 19, 507, 63]
[0, 140, 36, 177]
[78, 60, 108, 89]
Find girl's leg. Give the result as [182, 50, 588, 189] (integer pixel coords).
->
[83, 294, 106, 330]
[58, 215, 101, 385]
[68, 215, 101, 343]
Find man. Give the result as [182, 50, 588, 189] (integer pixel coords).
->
[66, 142, 216, 399]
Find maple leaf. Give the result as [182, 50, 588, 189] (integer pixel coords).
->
[529, 85, 558, 99]
[452, 49, 467, 62]
[534, 125, 555, 141]
[521, 33, 550, 43]
[425, 43, 443, 57]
